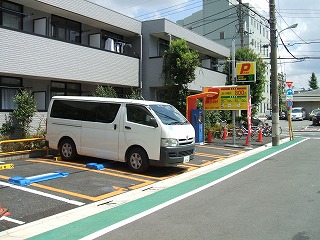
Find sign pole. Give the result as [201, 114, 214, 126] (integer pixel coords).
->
[231, 39, 236, 146]
[285, 81, 294, 140]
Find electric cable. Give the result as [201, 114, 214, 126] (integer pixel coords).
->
[278, 34, 305, 61]
[135, 0, 204, 20]
[187, 12, 238, 30]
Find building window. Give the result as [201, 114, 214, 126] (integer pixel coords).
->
[51, 15, 81, 43]
[220, 31, 224, 39]
[158, 39, 169, 57]
[0, 0, 23, 30]
[50, 81, 81, 98]
[0, 76, 22, 110]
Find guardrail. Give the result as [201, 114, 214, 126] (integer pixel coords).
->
[0, 138, 45, 145]
[0, 138, 47, 154]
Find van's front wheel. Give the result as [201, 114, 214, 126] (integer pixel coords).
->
[127, 148, 150, 173]
[59, 138, 77, 161]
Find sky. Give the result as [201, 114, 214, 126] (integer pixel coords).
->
[88, 0, 320, 90]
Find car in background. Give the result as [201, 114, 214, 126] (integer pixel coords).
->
[309, 108, 320, 120]
[312, 111, 320, 125]
[291, 107, 307, 121]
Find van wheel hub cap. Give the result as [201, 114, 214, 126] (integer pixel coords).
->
[130, 153, 142, 169]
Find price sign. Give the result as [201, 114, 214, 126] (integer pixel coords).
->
[203, 86, 249, 110]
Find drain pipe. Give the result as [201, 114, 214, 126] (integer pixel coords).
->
[139, 34, 143, 92]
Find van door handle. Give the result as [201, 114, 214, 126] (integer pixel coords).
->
[125, 126, 131, 130]
[114, 124, 117, 130]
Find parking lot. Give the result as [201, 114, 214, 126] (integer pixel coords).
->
[2, 117, 319, 233]
[0, 136, 261, 232]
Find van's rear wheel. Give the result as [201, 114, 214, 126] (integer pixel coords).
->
[127, 148, 150, 173]
[59, 138, 77, 161]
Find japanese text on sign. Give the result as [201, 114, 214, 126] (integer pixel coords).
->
[203, 86, 249, 110]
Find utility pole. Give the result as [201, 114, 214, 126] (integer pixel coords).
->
[269, 0, 280, 146]
[237, 0, 244, 48]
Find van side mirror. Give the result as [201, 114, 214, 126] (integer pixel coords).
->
[149, 118, 158, 128]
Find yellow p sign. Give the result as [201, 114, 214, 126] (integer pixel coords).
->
[236, 62, 256, 82]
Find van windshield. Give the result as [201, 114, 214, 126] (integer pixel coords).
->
[150, 104, 188, 125]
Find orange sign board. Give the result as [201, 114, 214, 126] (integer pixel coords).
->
[203, 86, 249, 110]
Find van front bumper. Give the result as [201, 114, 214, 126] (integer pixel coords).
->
[150, 144, 195, 167]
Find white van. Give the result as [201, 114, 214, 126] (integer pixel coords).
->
[46, 96, 195, 173]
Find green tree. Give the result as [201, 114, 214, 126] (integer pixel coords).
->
[309, 72, 319, 90]
[126, 87, 144, 100]
[12, 89, 37, 138]
[162, 39, 200, 113]
[224, 48, 267, 116]
[93, 85, 118, 98]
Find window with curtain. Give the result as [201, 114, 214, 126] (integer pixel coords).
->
[0, 0, 23, 30]
[0, 76, 22, 110]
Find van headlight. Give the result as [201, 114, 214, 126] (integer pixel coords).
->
[161, 138, 178, 147]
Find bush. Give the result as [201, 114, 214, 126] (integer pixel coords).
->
[93, 85, 118, 98]
[12, 90, 37, 138]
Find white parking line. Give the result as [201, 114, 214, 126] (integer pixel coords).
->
[0, 181, 85, 206]
[0, 216, 25, 225]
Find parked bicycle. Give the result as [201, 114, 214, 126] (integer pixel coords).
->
[235, 121, 256, 140]
[258, 122, 282, 137]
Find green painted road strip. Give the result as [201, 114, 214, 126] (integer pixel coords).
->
[28, 138, 304, 240]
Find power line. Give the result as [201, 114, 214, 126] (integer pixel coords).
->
[278, 34, 304, 60]
[203, 18, 240, 36]
[135, 0, 204, 20]
[274, 2, 308, 44]
[234, 0, 269, 22]
[183, 5, 237, 27]
[188, 13, 238, 30]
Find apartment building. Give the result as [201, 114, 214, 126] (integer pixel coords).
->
[0, 0, 229, 131]
[142, 19, 229, 100]
[177, 0, 271, 115]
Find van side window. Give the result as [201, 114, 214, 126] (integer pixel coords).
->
[50, 100, 120, 123]
[51, 100, 84, 120]
[96, 103, 120, 123]
[127, 105, 153, 126]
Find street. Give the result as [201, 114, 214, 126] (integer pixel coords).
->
[0, 119, 319, 239]
[95, 137, 320, 240]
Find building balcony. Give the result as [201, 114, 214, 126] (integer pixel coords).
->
[0, 27, 140, 87]
[145, 57, 226, 91]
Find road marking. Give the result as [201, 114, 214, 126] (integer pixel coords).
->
[25, 138, 307, 240]
[27, 159, 154, 183]
[25, 160, 154, 201]
[195, 152, 222, 158]
[197, 144, 244, 152]
[0, 179, 84, 206]
[0, 216, 25, 225]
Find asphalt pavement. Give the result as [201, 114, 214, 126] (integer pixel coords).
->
[0, 118, 319, 239]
